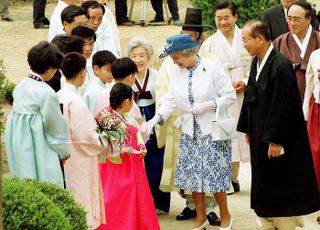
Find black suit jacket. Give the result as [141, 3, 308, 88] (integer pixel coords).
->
[262, 4, 319, 41]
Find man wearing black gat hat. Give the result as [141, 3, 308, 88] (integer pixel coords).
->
[154, 8, 221, 227]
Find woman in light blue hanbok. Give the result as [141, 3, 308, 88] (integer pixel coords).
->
[5, 41, 69, 187]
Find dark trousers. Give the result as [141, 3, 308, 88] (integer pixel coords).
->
[115, 0, 129, 24]
[33, 0, 49, 26]
[150, 0, 179, 20]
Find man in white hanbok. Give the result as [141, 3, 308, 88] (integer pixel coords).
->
[48, 0, 82, 41]
[200, 0, 251, 194]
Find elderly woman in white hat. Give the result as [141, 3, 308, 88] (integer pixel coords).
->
[147, 34, 236, 230]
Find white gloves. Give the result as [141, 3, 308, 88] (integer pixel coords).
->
[191, 100, 216, 115]
[145, 115, 161, 136]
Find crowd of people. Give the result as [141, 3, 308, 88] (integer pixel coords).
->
[3, 0, 320, 230]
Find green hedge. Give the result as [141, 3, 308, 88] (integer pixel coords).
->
[2, 177, 87, 230]
[190, 0, 279, 28]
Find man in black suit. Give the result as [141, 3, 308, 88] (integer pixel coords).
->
[262, 0, 318, 40]
[33, 0, 50, 29]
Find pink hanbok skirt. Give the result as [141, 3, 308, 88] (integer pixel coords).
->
[97, 153, 160, 230]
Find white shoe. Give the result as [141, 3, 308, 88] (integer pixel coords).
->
[219, 216, 233, 230]
[191, 219, 209, 230]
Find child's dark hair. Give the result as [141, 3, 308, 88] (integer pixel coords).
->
[111, 57, 138, 81]
[92, 50, 117, 67]
[61, 5, 87, 24]
[109, 82, 133, 110]
[51, 35, 84, 54]
[61, 52, 86, 80]
[71, 26, 96, 42]
[27, 41, 63, 74]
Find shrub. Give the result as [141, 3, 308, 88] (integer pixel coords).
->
[2, 177, 88, 230]
[190, 0, 279, 28]
[0, 60, 15, 105]
[2, 178, 72, 229]
[18, 178, 88, 230]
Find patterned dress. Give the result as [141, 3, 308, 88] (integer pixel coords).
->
[174, 58, 232, 193]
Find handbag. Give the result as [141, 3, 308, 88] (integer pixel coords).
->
[211, 106, 237, 141]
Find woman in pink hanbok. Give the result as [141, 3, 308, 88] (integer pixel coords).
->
[97, 82, 160, 230]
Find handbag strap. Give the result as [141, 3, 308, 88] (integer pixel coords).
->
[215, 105, 220, 121]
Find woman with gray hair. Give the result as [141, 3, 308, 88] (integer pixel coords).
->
[125, 37, 170, 215]
[147, 34, 236, 230]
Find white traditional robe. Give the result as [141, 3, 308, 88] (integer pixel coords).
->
[94, 5, 121, 57]
[57, 83, 105, 229]
[303, 48, 320, 119]
[200, 25, 251, 162]
[48, 0, 68, 42]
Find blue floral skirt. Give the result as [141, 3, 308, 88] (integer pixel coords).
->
[174, 121, 232, 193]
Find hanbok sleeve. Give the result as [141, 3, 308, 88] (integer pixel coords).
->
[40, 93, 69, 159]
[68, 101, 104, 156]
[94, 90, 110, 116]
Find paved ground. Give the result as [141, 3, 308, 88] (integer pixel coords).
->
[1, 1, 320, 229]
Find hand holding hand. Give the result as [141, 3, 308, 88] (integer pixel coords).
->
[191, 101, 215, 115]
[267, 143, 282, 159]
[139, 148, 147, 159]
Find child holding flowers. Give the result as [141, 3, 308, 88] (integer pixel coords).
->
[96, 82, 160, 230]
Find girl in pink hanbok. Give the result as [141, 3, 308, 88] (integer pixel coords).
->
[97, 82, 160, 230]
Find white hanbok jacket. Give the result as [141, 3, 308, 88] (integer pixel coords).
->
[48, 0, 68, 41]
[303, 48, 320, 120]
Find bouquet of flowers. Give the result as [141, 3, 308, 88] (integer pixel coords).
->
[95, 107, 126, 163]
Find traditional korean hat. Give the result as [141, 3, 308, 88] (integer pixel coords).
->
[159, 34, 199, 58]
[174, 8, 214, 32]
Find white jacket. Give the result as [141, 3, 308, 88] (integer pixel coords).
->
[158, 58, 236, 137]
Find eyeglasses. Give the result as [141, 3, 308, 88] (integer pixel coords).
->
[88, 16, 103, 23]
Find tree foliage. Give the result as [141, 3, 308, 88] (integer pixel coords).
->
[190, 0, 279, 28]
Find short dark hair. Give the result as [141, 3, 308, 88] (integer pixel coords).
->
[61, 5, 87, 24]
[71, 26, 96, 42]
[111, 57, 138, 81]
[81, 1, 105, 15]
[214, 0, 238, 16]
[92, 50, 117, 67]
[27, 41, 63, 74]
[61, 52, 86, 80]
[109, 82, 133, 110]
[244, 20, 271, 42]
[288, 1, 313, 18]
[51, 35, 84, 54]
